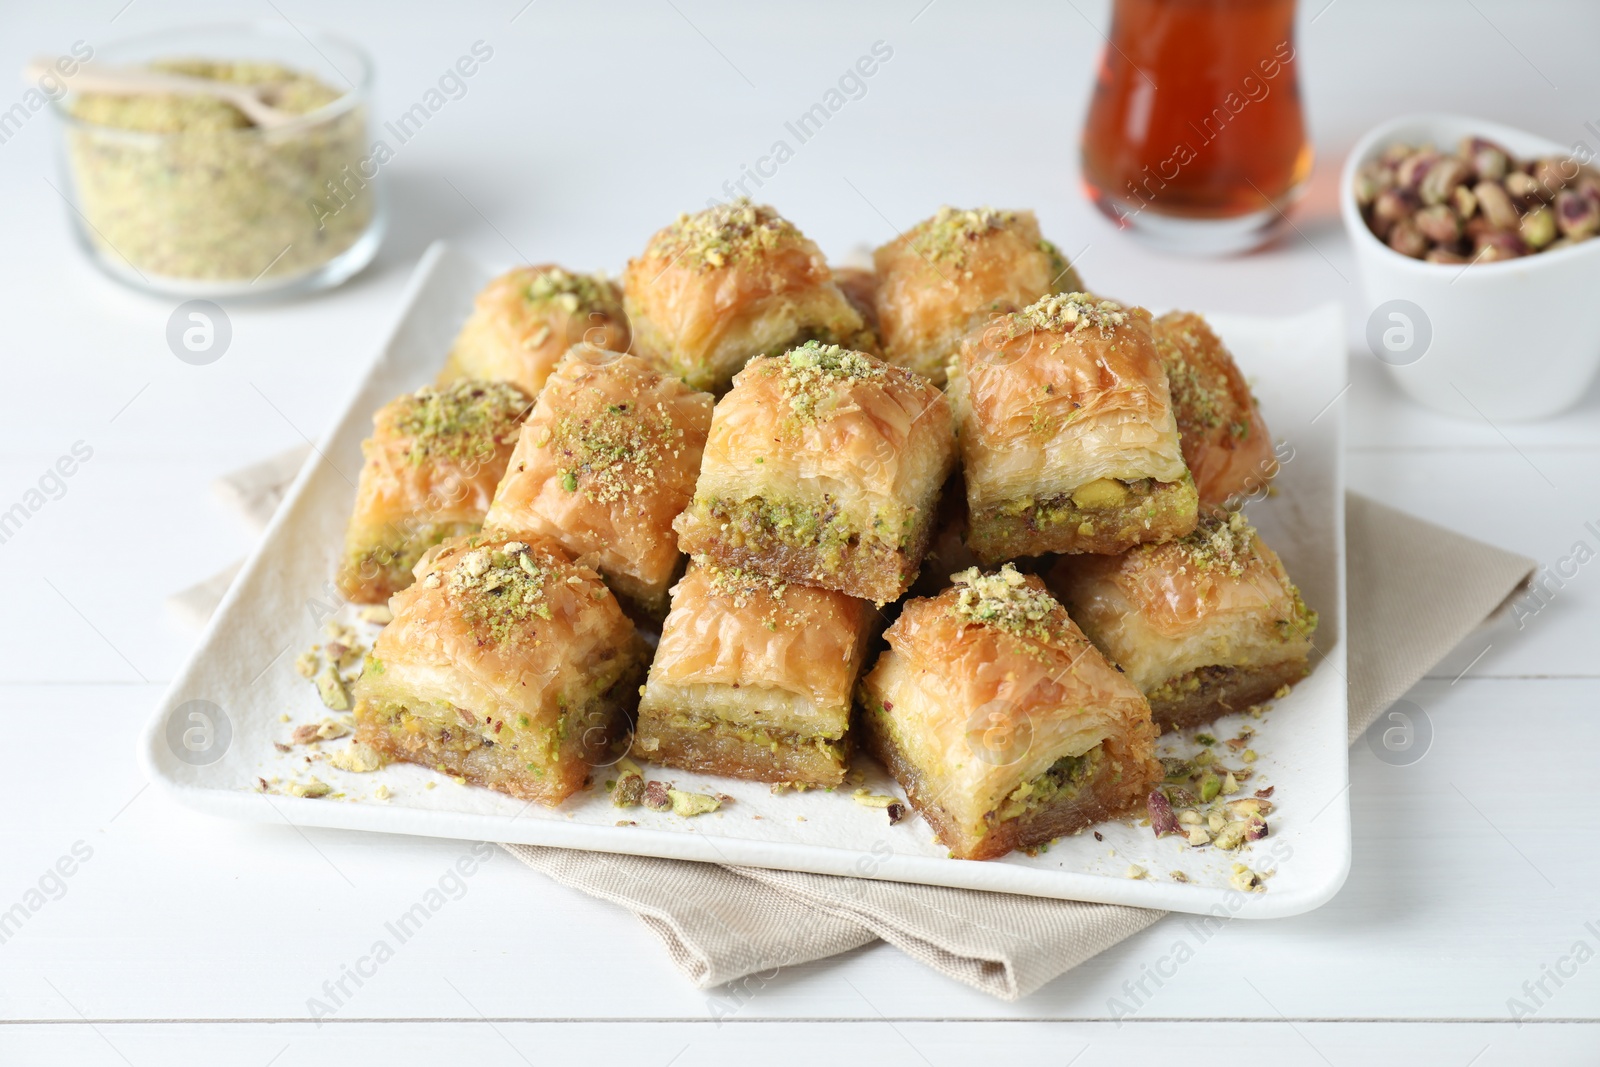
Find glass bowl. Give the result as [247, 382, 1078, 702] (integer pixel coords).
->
[49, 22, 384, 299]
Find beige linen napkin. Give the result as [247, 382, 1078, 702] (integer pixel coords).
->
[176, 448, 1535, 1001]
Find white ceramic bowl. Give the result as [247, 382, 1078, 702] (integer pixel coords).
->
[1340, 113, 1600, 420]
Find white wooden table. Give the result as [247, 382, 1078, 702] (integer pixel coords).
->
[3, 1, 1598, 1061]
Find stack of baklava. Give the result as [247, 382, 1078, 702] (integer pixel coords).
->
[336, 200, 1317, 860]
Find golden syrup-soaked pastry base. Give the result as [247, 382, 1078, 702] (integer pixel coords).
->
[1145, 659, 1310, 734]
[355, 668, 639, 805]
[634, 711, 849, 788]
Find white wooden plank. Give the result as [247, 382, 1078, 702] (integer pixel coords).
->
[3, 679, 1597, 1023]
[1346, 451, 1600, 680]
[0, 1020, 1594, 1067]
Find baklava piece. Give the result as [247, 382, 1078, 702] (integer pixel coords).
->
[674, 342, 956, 605]
[873, 206, 1082, 387]
[1153, 311, 1275, 508]
[484, 347, 713, 618]
[439, 265, 629, 399]
[858, 565, 1160, 861]
[622, 201, 867, 393]
[1048, 511, 1317, 732]
[353, 534, 645, 805]
[948, 292, 1198, 563]
[336, 380, 533, 603]
[635, 559, 874, 786]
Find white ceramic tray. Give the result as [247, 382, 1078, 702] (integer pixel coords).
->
[141, 242, 1349, 919]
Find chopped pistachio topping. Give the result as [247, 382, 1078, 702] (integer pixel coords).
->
[392, 379, 529, 467]
[328, 743, 386, 773]
[1177, 510, 1256, 577]
[949, 563, 1062, 640]
[546, 390, 683, 506]
[702, 558, 789, 607]
[651, 199, 797, 270]
[442, 541, 555, 645]
[1014, 292, 1129, 336]
[286, 777, 332, 799]
[909, 205, 1015, 267]
[1156, 325, 1234, 432]
[525, 267, 621, 317]
[777, 341, 886, 422]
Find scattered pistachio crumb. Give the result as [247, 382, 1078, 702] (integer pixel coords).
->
[613, 763, 646, 809]
[1126, 864, 1147, 880]
[1230, 863, 1267, 893]
[287, 778, 331, 799]
[314, 666, 351, 711]
[668, 788, 721, 817]
[329, 743, 385, 773]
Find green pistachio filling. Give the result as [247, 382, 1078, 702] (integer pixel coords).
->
[650, 713, 847, 763]
[698, 493, 919, 569]
[991, 745, 1103, 824]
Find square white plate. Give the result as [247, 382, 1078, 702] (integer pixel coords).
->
[141, 242, 1349, 919]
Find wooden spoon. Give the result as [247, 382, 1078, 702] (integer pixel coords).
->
[25, 57, 301, 129]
